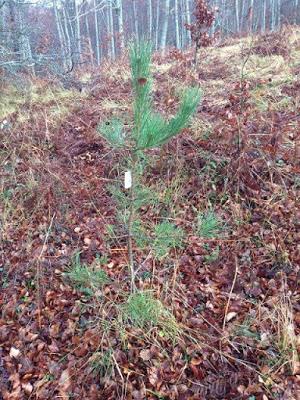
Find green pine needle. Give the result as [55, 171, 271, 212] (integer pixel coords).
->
[98, 41, 202, 150]
[122, 291, 180, 339]
[152, 221, 184, 259]
[129, 41, 202, 150]
[98, 118, 125, 148]
[129, 40, 152, 94]
[67, 254, 109, 291]
[198, 210, 223, 239]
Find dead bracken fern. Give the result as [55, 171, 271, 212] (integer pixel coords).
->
[250, 31, 291, 58]
[270, 284, 299, 375]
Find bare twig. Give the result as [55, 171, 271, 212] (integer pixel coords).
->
[222, 256, 239, 331]
[35, 213, 56, 329]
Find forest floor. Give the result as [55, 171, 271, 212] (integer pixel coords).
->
[0, 28, 300, 400]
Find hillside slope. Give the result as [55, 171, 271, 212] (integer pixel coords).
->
[0, 28, 299, 399]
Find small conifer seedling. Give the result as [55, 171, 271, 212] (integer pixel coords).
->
[98, 41, 202, 292]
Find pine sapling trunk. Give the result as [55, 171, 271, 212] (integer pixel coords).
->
[194, 43, 200, 66]
[127, 151, 137, 293]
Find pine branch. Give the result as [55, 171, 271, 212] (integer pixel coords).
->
[129, 41, 202, 150]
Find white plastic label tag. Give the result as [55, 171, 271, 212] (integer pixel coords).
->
[124, 170, 132, 189]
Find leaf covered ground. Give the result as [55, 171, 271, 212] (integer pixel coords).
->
[0, 28, 299, 399]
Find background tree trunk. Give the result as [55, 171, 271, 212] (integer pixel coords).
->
[185, 0, 191, 46]
[2, 0, 300, 72]
[271, 0, 276, 31]
[261, 0, 266, 32]
[295, 0, 299, 24]
[74, 0, 82, 63]
[0, 2, 5, 45]
[108, 0, 115, 60]
[14, 0, 34, 73]
[148, 0, 153, 41]
[61, 4, 73, 69]
[94, 0, 101, 65]
[174, 0, 180, 48]
[235, 0, 240, 32]
[240, 0, 245, 32]
[160, 0, 170, 52]
[277, 0, 281, 29]
[7, 0, 18, 57]
[85, 3, 94, 66]
[155, 0, 160, 50]
[115, 0, 124, 53]
[54, 0, 68, 70]
[132, 0, 139, 39]
[250, 0, 254, 32]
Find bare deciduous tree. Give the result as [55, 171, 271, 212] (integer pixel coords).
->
[174, 0, 180, 48]
[115, 0, 124, 52]
[1, 0, 299, 74]
[160, 0, 170, 52]
[94, 0, 100, 64]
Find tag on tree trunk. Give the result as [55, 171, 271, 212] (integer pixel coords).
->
[124, 170, 132, 189]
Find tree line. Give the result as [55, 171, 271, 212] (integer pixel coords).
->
[0, 0, 299, 75]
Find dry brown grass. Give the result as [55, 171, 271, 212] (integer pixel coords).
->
[269, 286, 299, 375]
[0, 79, 85, 125]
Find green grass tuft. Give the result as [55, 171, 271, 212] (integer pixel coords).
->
[152, 222, 184, 259]
[67, 253, 109, 293]
[89, 350, 113, 378]
[197, 210, 223, 239]
[122, 291, 180, 339]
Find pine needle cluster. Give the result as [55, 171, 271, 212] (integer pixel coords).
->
[99, 41, 202, 150]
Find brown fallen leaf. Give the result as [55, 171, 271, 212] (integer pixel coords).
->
[139, 349, 151, 361]
[225, 311, 237, 322]
[22, 382, 33, 395]
[9, 347, 21, 359]
[59, 368, 71, 400]
[48, 340, 60, 353]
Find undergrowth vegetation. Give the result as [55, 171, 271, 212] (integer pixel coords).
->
[197, 209, 223, 239]
[121, 291, 181, 340]
[67, 252, 109, 294]
[0, 28, 299, 400]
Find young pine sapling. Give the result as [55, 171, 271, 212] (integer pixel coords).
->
[99, 41, 202, 292]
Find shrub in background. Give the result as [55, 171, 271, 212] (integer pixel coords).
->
[185, 0, 215, 65]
